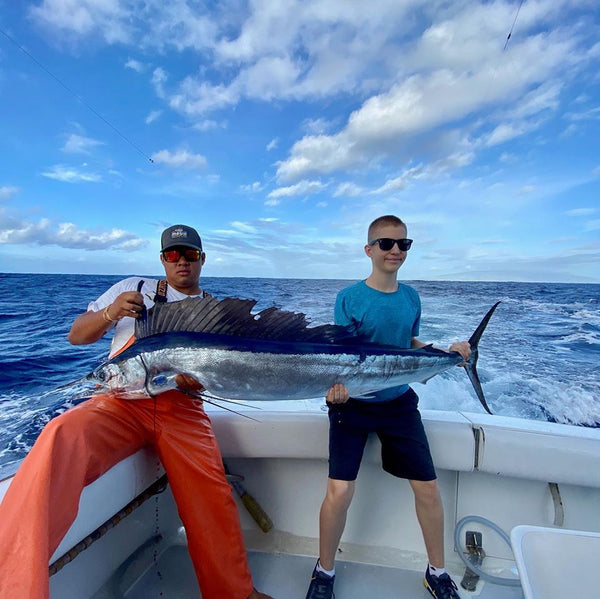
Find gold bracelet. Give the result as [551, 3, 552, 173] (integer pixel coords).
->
[102, 305, 115, 323]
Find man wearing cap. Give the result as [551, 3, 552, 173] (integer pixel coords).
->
[0, 225, 273, 599]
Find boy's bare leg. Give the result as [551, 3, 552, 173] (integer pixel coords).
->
[409, 479, 445, 567]
[318, 478, 355, 569]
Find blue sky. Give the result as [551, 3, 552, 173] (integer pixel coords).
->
[0, 0, 598, 282]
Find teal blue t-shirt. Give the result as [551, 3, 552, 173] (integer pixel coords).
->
[334, 280, 421, 400]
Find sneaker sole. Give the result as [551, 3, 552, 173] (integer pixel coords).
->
[423, 577, 437, 598]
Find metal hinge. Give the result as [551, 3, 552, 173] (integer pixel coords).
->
[460, 530, 486, 591]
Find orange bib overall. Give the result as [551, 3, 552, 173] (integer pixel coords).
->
[0, 391, 253, 599]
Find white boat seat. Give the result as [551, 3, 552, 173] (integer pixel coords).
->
[465, 413, 600, 487]
[212, 410, 476, 472]
[511, 525, 600, 598]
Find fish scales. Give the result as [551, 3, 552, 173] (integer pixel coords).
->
[83, 297, 499, 413]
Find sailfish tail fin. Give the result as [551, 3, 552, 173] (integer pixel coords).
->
[464, 301, 501, 415]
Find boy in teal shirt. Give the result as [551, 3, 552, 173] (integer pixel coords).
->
[306, 215, 469, 599]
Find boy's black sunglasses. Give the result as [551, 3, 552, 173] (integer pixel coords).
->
[368, 238, 413, 251]
[162, 248, 202, 263]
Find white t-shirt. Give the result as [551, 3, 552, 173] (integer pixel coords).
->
[87, 276, 203, 358]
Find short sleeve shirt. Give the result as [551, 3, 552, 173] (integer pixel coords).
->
[334, 280, 421, 400]
[87, 277, 202, 358]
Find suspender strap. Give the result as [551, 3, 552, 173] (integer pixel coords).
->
[155, 279, 168, 302]
[135, 278, 168, 301]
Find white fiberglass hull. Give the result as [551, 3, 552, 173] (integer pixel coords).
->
[2, 408, 599, 598]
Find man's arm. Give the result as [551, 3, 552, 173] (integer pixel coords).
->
[68, 291, 145, 345]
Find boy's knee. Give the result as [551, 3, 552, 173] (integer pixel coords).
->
[325, 479, 355, 508]
[412, 479, 441, 504]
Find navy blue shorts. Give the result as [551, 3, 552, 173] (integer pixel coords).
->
[327, 387, 436, 482]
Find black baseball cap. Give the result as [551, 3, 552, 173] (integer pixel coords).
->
[161, 225, 203, 251]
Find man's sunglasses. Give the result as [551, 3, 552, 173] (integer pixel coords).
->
[162, 248, 202, 263]
[368, 238, 413, 251]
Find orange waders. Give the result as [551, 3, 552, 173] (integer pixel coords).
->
[0, 391, 253, 599]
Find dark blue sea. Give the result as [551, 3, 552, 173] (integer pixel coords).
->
[1, 273, 599, 479]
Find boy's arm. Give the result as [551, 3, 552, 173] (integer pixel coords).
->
[326, 292, 352, 403]
[411, 337, 471, 363]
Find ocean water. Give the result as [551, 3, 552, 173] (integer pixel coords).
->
[1, 273, 598, 479]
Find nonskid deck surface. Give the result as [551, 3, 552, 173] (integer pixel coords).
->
[120, 546, 524, 599]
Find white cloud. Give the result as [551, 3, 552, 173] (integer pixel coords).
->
[0, 186, 19, 201]
[0, 217, 146, 250]
[29, 0, 131, 44]
[240, 182, 263, 193]
[333, 182, 364, 198]
[268, 180, 327, 199]
[565, 208, 596, 217]
[152, 67, 168, 99]
[62, 133, 103, 154]
[41, 165, 101, 183]
[151, 149, 207, 169]
[145, 110, 162, 124]
[231, 221, 257, 234]
[193, 119, 225, 131]
[125, 58, 145, 73]
[266, 137, 279, 151]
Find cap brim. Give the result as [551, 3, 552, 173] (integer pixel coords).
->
[162, 242, 202, 251]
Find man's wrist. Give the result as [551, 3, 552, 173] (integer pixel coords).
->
[102, 304, 116, 323]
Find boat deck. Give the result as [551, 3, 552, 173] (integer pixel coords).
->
[94, 542, 524, 599]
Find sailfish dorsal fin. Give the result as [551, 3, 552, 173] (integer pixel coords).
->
[135, 296, 354, 344]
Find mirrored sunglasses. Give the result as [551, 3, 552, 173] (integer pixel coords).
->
[162, 248, 202, 263]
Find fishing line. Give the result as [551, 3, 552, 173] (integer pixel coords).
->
[182, 390, 262, 421]
[503, 0, 525, 50]
[0, 25, 154, 163]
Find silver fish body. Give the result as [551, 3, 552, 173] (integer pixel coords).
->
[85, 297, 500, 412]
[92, 337, 464, 401]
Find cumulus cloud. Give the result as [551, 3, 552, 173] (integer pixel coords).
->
[0, 218, 146, 250]
[275, 38, 574, 182]
[125, 58, 145, 73]
[29, 0, 131, 44]
[62, 133, 104, 154]
[151, 149, 207, 169]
